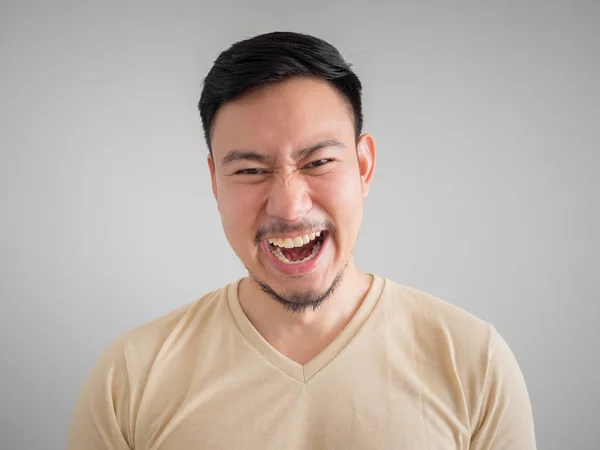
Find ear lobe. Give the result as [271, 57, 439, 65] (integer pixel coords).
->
[207, 155, 219, 206]
[356, 134, 376, 198]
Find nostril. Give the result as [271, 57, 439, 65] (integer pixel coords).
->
[265, 188, 313, 220]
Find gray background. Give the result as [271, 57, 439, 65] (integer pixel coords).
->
[1, 1, 598, 449]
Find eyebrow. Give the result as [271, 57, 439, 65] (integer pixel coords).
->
[221, 150, 274, 166]
[292, 138, 345, 160]
[221, 138, 345, 166]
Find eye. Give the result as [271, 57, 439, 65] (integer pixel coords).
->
[235, 168, 266, 175]
[304, 158, 332, 169]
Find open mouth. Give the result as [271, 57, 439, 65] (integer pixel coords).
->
[267, 231, 326, 265]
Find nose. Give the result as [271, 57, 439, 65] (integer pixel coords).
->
[265, 173, 312, 221]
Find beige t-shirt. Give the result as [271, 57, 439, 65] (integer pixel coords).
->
[67, 276, 536, 449]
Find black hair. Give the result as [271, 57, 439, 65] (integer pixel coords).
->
[198, 31, 363, 154]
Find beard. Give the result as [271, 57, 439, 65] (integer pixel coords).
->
[248, 260, 349, 313]
[248, 216, 349, 313]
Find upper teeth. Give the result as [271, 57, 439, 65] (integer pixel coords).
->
[268, 231, 322, 248]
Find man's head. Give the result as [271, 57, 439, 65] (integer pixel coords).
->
[199, 32, 375, 312]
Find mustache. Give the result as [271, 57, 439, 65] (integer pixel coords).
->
[255, 217, 334, 246]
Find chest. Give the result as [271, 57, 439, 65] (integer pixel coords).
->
[134, 363, 471, 450]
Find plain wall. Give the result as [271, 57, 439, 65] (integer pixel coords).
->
[1, 1, 598, 449]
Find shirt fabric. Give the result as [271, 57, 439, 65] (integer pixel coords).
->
[67, 275, 536, 449]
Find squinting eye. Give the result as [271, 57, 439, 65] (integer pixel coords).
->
[235, 168, 265, 175]
[305, 159, 332, 168]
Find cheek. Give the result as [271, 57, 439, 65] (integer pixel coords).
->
[218, 185, 263, 238]
[312, 171, 364, 224]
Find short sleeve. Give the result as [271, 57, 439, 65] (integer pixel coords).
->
[470, 328, 536, 449]
[67, 337, 133, 450]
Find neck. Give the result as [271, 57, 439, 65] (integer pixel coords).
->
[237, 263, 372, 364]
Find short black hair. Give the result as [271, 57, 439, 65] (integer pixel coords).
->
[198, 31, 363, 154]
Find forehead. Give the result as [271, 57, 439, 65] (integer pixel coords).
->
[210, 77, 355, 158]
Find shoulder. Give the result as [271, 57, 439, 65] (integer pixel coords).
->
[118, 283, 233, 366]
[381, 278, 494, 346]
[68, 282, 238, 448]
[69, 282, 237, 445]
[83, 281, 235, 392]
[378, 277, 534, 439]
[379, 278, 497, 394]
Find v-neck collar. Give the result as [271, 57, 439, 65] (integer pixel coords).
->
[227, 275, 385, 383]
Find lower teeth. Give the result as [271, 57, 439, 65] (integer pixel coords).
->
[270, 240, 322, 265]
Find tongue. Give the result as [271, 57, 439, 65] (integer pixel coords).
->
[282, 239, 317, 261]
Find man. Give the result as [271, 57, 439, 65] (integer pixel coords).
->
[67, 32, 536, 449]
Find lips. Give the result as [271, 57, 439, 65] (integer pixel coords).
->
[261, 230, 329, 276]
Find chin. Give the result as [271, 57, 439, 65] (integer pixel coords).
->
[251, 264, 347, 313]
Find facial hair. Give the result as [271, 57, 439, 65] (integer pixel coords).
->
[249, 260, 348, 313]
[250, 217, 346, 312]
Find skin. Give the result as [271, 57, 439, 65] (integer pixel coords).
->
[208, 76, 376, 364]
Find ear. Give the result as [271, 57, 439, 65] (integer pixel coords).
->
[207, 154, 219, 206]
[356, 134, 376, 198]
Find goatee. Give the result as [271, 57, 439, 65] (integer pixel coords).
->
[249, 262, 348, 313]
